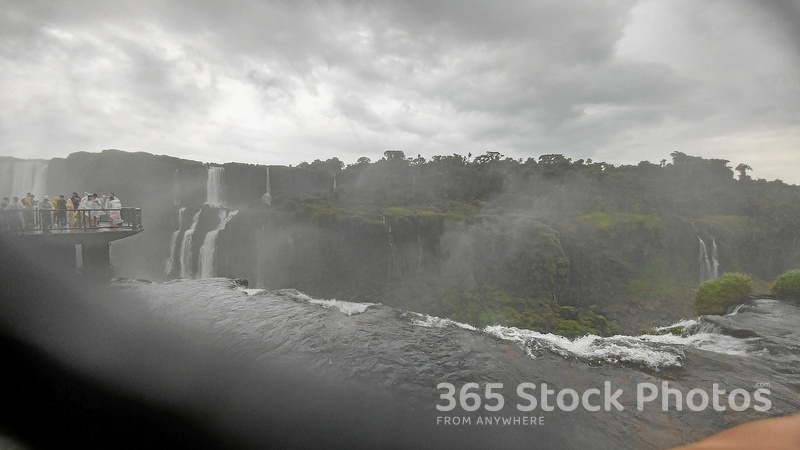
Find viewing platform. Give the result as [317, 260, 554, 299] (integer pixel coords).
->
[2, 208, 143, 241]
[0, 208, 144, 281]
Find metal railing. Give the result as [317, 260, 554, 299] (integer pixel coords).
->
[0, 207, 143, 234]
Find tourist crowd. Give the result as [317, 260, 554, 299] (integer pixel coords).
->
[0, 192, 123, 232]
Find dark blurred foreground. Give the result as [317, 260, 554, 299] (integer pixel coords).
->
[0, 235, 546, 449]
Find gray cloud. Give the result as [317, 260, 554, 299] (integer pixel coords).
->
[0, 0, 798, 182]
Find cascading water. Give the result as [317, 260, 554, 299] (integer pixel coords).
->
[388, 225, 400, 278]
[165, 207, 187, 276]
[0, 160, 49, 198]
[333, 172, 337, 192]
[206, 166, 225, 207]
[261, 167, 272, 206]
[711, 235, 719, 279]
[198, 210, 239, 278]
[698, 237, 713, 282]
[179, 211, 202, 279]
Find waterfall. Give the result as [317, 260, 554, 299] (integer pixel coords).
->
[698, 237, 713, 282]
[179, 211, 202, 279]
[711, 236, 719, 280]
[198, 210, 239, 278]
[206, 166, 225, 206]
[388, 225, 400, 278]
[173, 169, 181, 206]
[382, 212, 399, 277]
[333, 172, 337, 192]
[261, 167, 272, 205]
[165, 207, 187, 276]
[0, 160, 49, 199]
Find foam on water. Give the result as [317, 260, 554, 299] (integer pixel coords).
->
[406, 309, 684, 370]
[252, 288, 379, 315]
[484, 325, 684, 371]
[641, 315, 754, 357]
[307, 298, 378, 316]
[638, 331, 750, 357]
[407, 313, 478, 331]
[404, 310, 683, 370]
[238, 288, 268, 296]
[654, 318, 698, 333]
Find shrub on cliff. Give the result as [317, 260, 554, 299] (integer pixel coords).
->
[770, 270, 800, 302]
[694, 273, 752, 315]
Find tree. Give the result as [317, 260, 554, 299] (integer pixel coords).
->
[410, 154, 426, 166]
[474, 151, 502, 165]
[384, 150, 406, 161]
[735, 163, 752, 181]
[538, 154, 573, 177]
[538, 154, 571, 165]
[669, 151, 686, 165]
[304, 158, 344, 172]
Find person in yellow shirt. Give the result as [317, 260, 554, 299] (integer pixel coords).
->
[65, 195, 75, 227]
[21, 193, 33, 228]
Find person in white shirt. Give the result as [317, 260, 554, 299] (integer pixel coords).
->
[105, 194, 122, 227]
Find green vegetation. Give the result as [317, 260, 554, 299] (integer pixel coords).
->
[579, 212, 662, 230]
[770, 270, 800, 302]
[694, 273, 753, 315]
[221, 150, 800, 333]
[51, 149, 800, 335]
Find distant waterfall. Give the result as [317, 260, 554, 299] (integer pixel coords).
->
[165, 207, 187, 276]
[698, 237, 714, 282]
[198, 210, 239, 278]
[173, 169, 181, 206]
[388, 225, 400, 278]
[333, 172, 337, 192]
[711, 236, 719, 280]
[179, 211, 202, 279]
[261, 167, 272, 205]
[0, 160, 49, 198]
[206, 166, 225, 207]
[380, 214, 399, 277]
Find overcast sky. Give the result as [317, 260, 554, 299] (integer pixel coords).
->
[1, 0, 798, 182]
